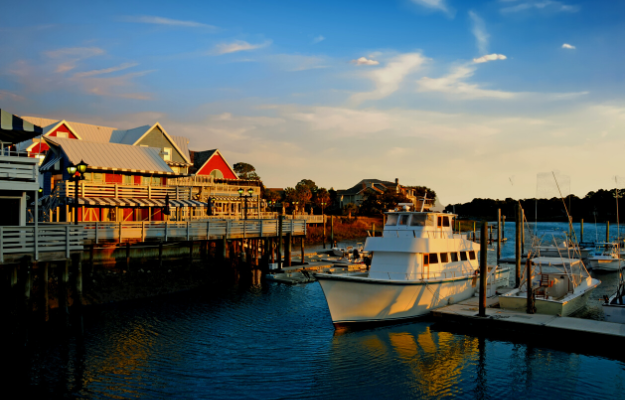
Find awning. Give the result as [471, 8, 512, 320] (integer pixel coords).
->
[67, 197, 207, 207]
[0, 109, 44, 145]
[40, 152, 63, 171]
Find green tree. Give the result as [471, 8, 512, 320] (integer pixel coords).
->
[314, 188, 331, 214]
[233, 162, 261, 180]
[343, 203, 359, 218]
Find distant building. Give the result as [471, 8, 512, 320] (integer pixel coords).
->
[336, 178, 433, 211]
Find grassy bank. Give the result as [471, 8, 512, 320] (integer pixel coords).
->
[306, 216, 382, 245]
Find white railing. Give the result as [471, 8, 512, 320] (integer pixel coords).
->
[0, 225, 85, 263]
[78, 219, 306, 243]
[0, 155, 38, 182]
[284, 215, 326, 223]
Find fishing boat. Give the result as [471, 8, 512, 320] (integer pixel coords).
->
[602, 270, 625, 323]
[315, 209, 509, 328]
[587, 243, 621, 272]
[498, 257, 600, 316]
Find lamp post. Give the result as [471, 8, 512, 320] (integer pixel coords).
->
[293, 201, 299, 216]
[66, 160, 88, 225]
[238, 188, 254, 220]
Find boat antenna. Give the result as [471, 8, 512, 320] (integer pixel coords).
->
[420, 190, 427, 212]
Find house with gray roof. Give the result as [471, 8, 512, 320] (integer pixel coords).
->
[336, 178, 433, 211]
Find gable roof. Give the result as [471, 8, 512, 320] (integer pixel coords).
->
[337, 179, 398, 195]
[128, 122, 191, 164]
[44, 136, 175, 174]
[192, 149, 238, 178]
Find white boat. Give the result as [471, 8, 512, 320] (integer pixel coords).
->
[499, 257, 600, 316]
[602, 271, 625, 323]
[587, 243, 621, 272]
[315, 209, 507, 328]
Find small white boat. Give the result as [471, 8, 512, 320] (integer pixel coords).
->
[587, 243, 621, 272]
[602, 271, 625, 323]
[315, 209, 506, 328]
[499, 257, 600, 316]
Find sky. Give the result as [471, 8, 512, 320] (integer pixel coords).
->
[1, 0, 625, 204]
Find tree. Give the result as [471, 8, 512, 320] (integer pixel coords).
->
[233, 162, 261, 180]
[359, 190, 411, 216]
[343, 203, 359, 218]
[295, 179, 316, 212]
[314, 188, 331, 214]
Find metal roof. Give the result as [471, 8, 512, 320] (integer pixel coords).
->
[118, 125, 150, 145]
[45, 136, 175, 174]
[171, 135, 190, 161]
[0, 109, 43, 144]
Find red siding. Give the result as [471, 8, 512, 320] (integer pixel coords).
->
[28, 142, 49, 156]
[48, 124, 78, 139]
[105, 173, 123, 183]
[134, 175, 142, 185]
[197, 153, 237, 179]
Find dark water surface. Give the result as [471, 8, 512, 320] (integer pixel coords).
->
[12, 222, 625, 399]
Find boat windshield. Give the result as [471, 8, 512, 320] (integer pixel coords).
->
[386, 214, 398, 226]
[410, 214, 434, 227]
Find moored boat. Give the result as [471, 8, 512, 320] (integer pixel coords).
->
[587, 243, 621, 272]
[315, 209, 505, 328]
[602, 270, 625, 323]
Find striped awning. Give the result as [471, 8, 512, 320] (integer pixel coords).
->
[68, 197, 207, 207]
[0, 109, 44, 145]
[40, 152, 63, 171]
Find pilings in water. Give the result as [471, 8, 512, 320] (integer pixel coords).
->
[581, 219, 584, 242]
[606, 221, 610, 242]
[526, 255, 535, 314]
[278, 215, 284, 270]
[521, 209, 525, 255]
[516, 203, 522, 288]
[497, 209, 502, 263]
[479, 221, 488, 317]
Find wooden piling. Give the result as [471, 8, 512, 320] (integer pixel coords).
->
[479, 222, 488, 317]
[526, 254, 535, 314]
[516, 203, 522, 288]
[372, 223, 376, 238]
[497, 209, 501, 263]
[606, 221, 610, 242]
[323, 217, 326, 249]
[473, 222, 476, 242]
[330, 216, 334, 246]
[581, 218, 584, 242]
[286, 233, 292, 267]
[300, 236, 305, 264]
[278, 215, 283, 269]
[521, 209, 525, 255]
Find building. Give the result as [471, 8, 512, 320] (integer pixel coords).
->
[19, 116, 264, 222]
[336, 178, 433, 211]
[0, 109, 43, 225]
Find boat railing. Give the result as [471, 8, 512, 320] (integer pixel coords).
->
[381, 270, 476, 281]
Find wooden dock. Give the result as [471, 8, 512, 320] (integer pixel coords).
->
[432, 296, 625, 345]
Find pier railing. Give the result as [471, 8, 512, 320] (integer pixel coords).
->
[0, 225, 85, 263]
[78, 219, 307, 243]
[284, 215, 326, 223]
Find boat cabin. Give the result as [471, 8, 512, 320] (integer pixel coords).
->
[365, 211, 479, 281]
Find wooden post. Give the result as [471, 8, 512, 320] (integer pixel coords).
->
[222, 237, 228, 260]
[489, 225, 493, 243]
[323, 217, 326, 249]
[580, 218, 584, 242]
[479, 222, 488, 317]
[255, 239, 259, 267]
[516, 204, 522, 288]
[607, 221, 610, 242]
[522, 209, 525, 255]
[372, 223, 376, 238]
[286, 233, 292, 267]
[278, 215, 283, 270]
[300, 236, 305, 264]
[330, 216, 334, 246]
[497, 209, 501, 263]
[473, 221, 476, 242]
[270, 237, 275, 263]
[526, 255, 535, 314]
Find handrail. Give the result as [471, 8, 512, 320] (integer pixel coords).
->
[0, 225, 85, 263]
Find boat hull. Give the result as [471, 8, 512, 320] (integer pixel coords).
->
[602, 303, 625, 323]
[315, 274, 476, 326]
[588, 259, 621, 272]
[499, 284, 598, 317]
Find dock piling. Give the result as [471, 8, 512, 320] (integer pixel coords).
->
[300, 236, 305, 264]
[286, 233, 292, 267]
[606, 221, 610, 242]
[521, 209, 525, 255]
[278, 215, 283, 270]
[497, 209, 501, 263]
[479, 221, 488, 317]
[581, 219, 584, 242]
[526, 254, 535, 314]
[516, 203, 522, 288]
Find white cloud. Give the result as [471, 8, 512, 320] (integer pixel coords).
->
[562, 43, 576, 49]
[351, 57, 380, 66]
[411, 0, 451, 14]
[473, 54, 507, 63]
[121, 16, 216, 29]
[469, 11, 489, 55]
[73, 62, 139, 78]
[213, 40, 271, 55]
[311, 35, 325, 44]
[44, 47, 105, 73]
[351, 53, 428, 103]
[417, 65, 517, 99]
[501, 1, 580, 14]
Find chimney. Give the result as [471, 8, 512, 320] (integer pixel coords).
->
[395, 178, 399, 185]
[395, 178, 399, 193]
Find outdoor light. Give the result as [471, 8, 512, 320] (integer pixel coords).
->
[238, 187, 254, 220]
[238, 188, 244, 195]
[77, 159, 88, 174]
[248, 188, 254, 195]
[67, 164, 77, 175]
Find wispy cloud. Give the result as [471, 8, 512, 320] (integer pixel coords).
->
[417, 65, 516, 99]
[351, 53, 428, 103]
[73, 62, 139, 78]
[469, 11, 489, 55]
[501, 1, 580, 14]
[410, 0, 452, 15]
[271, 54, 327, 71]
[121, 15, 216, 29]
[562, 43, 576, 49]
[311, 35, 325, 44]
[351, 57, 380, 66]
[44, 47, 105, 73]
[213, 40, 271, 55]
[0, 90, 25, 102]
[473, 54, 507, 63]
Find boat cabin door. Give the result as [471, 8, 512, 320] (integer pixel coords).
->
[422, 254, 430, 279]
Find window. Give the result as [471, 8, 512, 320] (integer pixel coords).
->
[163, 147, 172, 161]
[468, 251, 476, 260]
[123, 175, 133, 185]
[386, 214, 398, 226]
[443, 217, 450, 227]
[152, 177, 160, 185]
[141, 176, 150, 185]
[399, 215, 409, 225]
[438, 216, 443, 227]
[440, 253, 449, 263]
[209, 169, 223, 179]
[410, 214, 427, 226]
[451, 252, 459, 262]
[460, 251, 468, 261]
[423, 254, 429, 266]
[56, 131, 69, 138]
[429, 253, 439, 264]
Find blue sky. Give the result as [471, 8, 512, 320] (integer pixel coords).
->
[1, 0, 625, 204]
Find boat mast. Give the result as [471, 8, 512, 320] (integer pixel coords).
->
[420, 190, 427, 213]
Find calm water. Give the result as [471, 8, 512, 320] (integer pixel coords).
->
[13, 223, 625, 399]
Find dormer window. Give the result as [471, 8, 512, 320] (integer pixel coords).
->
[56, 131, 69, 138]
[163, 147, 172, 161]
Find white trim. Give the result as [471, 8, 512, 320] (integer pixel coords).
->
[131, 122, 190, 163]
[43, 120, 83, 140]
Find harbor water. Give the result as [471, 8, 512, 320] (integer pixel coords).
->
[12, 223, 625, 398]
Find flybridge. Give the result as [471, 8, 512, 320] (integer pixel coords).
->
[384, 211, 455, 233]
